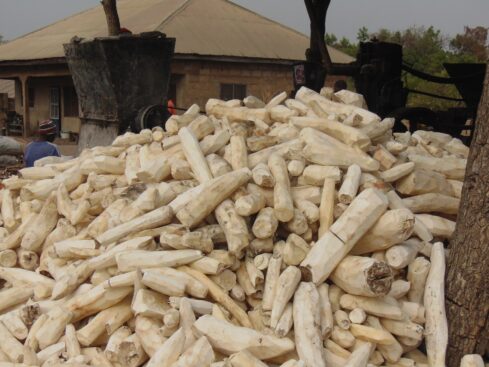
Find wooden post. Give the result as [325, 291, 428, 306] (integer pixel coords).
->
[101, 0, 121, 36]
[446, 60, 489, 366]
[20, 75, 29, 137]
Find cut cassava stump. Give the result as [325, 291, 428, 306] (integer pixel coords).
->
[330, 256, 393, 297]
[0, 87, 471, 366]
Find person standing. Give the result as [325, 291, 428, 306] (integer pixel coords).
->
[24, 120, 60, 167]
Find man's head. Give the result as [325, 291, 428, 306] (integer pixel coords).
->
[39, 120, 57, 142]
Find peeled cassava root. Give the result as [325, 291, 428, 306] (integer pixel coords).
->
[0, 86, 473, 367]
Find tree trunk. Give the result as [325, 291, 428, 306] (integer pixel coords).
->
[304, 0, 330, 91]
[101, 0, 121, 36]
[446, 61, 489, 367]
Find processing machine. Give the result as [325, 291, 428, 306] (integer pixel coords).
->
[297, 0, 486, 143]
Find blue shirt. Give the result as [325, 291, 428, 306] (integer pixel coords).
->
[24, 141, 60, 167]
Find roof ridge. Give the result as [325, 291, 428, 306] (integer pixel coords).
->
[155, 0, 193, 30]
[223, 0, 309, 40]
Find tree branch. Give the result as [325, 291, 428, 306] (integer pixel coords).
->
[101, 0, 121, 36]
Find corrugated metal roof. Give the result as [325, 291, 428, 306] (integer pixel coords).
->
[0, 79, 15, 98]
[0, 0, 354, 64]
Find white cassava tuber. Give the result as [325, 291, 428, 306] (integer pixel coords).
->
[424, 242, 448, 367]
[352, 209, 415, 255]
[193, 315, 295, 360]
[268, 154, 294, 222]
[0, 87, 468, 367]
[330, 256, 393, 297]
[271, 266, 301, 328]
[293, 282, 325, 367]
[460, 355, 485, 367]
[301, 188, 388, 284]
[338, 164, 361, 204]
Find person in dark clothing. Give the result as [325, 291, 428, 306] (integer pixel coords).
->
[24, 120, 60, 167]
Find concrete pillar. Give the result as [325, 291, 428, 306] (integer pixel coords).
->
[20, 75, 29, 137]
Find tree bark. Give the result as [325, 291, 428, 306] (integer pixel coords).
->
[446, 61, 489, 367]
[101, 0, 121, 36]
[304, 0, 330, 91]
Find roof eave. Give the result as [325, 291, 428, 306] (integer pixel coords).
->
[0, 57, 67, 67]
[173, 53, 303, 65]
[0, 53, 355, 69]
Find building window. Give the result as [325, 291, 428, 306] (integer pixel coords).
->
[220, 83, 247, 101]
[50, 87, 60, 119]
[63, 86, 79, 117]
[28, 87, 35, 108]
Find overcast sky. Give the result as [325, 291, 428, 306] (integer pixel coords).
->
[0, 0, 488, 42]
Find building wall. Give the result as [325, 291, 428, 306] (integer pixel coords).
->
[14, 76, 81, 134]
[171, 59, 294, 111]
[28, 80, 51, 128]
[12, 59, 312, 135]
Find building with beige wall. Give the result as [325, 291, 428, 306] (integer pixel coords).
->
[0, 0, 354, 137]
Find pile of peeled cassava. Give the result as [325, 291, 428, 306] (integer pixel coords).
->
[0, 86, 482, 367]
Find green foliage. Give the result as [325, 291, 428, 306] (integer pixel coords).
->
[325, 33, 357, 57]
[324, 33, 337, 46]
[0, 34, 3, 44]
[337, 37, 358, 58]
[325, 26, 488, 110]
[357, 27, 369, 42]
[325, 26, 371, 57]
[450, 26, 488, 61]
